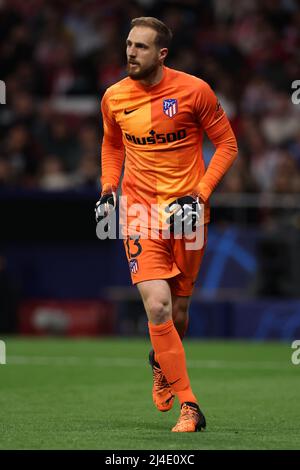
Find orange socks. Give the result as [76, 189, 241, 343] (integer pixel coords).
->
[148, 319, 198, 405]
[153, 316, 188, 362]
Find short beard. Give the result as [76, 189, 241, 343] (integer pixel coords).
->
[127, 61, 159, 81]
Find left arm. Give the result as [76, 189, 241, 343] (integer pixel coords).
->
[194, 81, 238, 202]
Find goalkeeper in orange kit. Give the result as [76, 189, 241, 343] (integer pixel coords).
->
[95, 17, 238, 432]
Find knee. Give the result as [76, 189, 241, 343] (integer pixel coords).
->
[146, 299, 171, 325]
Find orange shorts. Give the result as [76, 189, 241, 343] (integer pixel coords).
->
[123, 225, 208, 296]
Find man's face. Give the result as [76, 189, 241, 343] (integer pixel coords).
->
[126, 26, 165, 80]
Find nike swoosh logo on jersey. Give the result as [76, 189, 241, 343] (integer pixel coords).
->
[124, 108, 138, 115]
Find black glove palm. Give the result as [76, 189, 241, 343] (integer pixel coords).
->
[95, 190, 116, 223]
[165, 195, 202, 235]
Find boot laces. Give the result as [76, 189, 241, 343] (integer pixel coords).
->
[179, 404, 199, 422]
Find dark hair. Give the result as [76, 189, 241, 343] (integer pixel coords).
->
[130, 17, 172, 49]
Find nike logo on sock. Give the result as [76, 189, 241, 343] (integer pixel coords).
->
[169, 378, 180, 386]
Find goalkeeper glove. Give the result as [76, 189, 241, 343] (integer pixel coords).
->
[165, 195, 203, 235]
[95, 184, 117, 223]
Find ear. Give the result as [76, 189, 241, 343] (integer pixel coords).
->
[159, 47, 168, 63]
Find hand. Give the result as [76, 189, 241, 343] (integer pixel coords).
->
[95, 185, 117, 223]
[165, 195, 203, 234]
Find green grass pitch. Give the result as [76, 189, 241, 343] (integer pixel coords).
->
[0, 337, 299, 450]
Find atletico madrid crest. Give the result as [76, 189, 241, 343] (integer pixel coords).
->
[163, 99, 178, 118]
[129, 259, 139, 274]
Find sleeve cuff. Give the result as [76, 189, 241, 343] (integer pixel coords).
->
[195, 181, 213, 202]
[101, 183, 117, 194]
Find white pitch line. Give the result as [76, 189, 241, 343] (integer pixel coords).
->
[6, 356, 292, 370]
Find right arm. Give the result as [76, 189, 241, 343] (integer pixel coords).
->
[100, 91, 125, 193]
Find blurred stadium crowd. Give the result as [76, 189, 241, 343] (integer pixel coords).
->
[0, 0, 300, 195]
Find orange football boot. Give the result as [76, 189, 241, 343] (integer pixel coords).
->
[149, 350, 175, 412]
[172, 402, 206, 432]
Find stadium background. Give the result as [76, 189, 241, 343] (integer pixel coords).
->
[1, 0, 300, 339]
[1, 0, 300, 452]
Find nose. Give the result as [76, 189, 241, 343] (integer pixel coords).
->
[127, 45, 136, 57]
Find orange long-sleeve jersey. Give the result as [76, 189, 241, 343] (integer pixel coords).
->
[101, 66, 238, 226]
